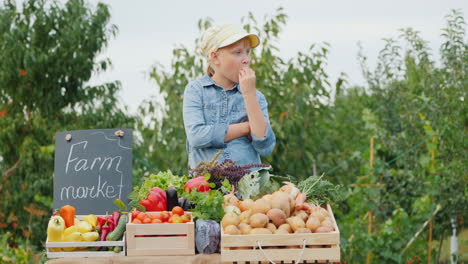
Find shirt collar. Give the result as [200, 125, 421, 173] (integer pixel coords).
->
[201, 75, 241, 93]
[200, 75, 214, 87]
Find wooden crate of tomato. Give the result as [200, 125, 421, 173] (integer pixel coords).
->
[126, 206, 195, 256]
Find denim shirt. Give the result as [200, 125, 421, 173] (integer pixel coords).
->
[183, 75, 276, 169]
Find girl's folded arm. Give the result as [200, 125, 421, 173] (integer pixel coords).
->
[250, 93, 276, 156]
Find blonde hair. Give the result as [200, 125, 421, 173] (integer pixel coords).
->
[206, 64, 215, 77]
[205, 38, 251, 77]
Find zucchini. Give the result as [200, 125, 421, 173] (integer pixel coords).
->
[106, 214, 127, 241]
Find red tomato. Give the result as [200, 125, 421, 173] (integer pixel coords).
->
[160, 212, 170, 222]
[143, 217, 152, 224]
[151, 219, 162, 224]
[131, 209, 140, 219]
[172, 206, 184, 216]
[152, 214, 162, 220]
[137, 212, 147, 221]
[132, 219, 142, 224]
[181, 214, 191, 223]
[171, 216, 183, 223]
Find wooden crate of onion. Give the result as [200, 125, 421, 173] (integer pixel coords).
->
[220, 183, 340, 263]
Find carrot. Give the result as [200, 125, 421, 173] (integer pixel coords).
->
[302, 203, 314, 213]
[59, 205, 76, 228]
[294, 192, 307, 211]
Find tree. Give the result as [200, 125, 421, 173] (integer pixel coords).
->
[337, 9, 467, 263]
[0, 0, 134, 258]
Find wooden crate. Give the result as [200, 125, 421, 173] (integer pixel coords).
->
[46, 215, 126, 258]
[126, 211, 195, 256]
[221, 204, 340, 263]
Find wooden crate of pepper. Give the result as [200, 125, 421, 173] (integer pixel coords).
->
[46, 214, 126, 258]
[126, 211, 195, 256]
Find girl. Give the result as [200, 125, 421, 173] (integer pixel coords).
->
[183, 23, 276, 169]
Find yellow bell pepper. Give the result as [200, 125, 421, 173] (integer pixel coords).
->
[47, 216, 65, 242]
[77, 221, 92, 233]
[82, 231, 99, 241]
[63, 225, 78, 236]
[62, 232, 82, 251]
[83, 214, 98, 227]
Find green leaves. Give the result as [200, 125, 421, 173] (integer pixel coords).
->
[184, 188, 225, 222]
[113, 199, 128, 211]
[0, 0, 134, 255]
[0, 0, 118, 114]
[296, 174, 344, 206]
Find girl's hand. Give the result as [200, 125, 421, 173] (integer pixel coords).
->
[239, 66, 256, 97]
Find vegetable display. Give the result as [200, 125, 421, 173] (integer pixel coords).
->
[221, 182, 337, 235]
[46, 204, 126, 252]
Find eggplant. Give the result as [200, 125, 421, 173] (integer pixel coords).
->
[166, 186, 179, 211]
[178, 198, 186, 209]
[178, 197, 191, 211]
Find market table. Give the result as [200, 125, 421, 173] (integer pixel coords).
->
[46, 254, 222, 264]
[46, 255, 336, 263]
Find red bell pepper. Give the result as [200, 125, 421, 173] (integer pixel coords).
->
[150, 187, 166, 200]
[139, 187, 167, 212]
[112, 211, 121, 226]
[140, 199, 157, 211]
[97, 216, 107, 226]
[107, 216, 115, 232]
[184, 176, 210, 193]
[97, 215, 110, 251]
[147, 191, 163, 203]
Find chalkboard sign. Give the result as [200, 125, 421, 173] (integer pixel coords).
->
[53, 129, 133, 214]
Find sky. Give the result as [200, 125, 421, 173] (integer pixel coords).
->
[88, 0, 467, 114]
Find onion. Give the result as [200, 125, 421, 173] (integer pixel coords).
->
[223, 191, 239, 208]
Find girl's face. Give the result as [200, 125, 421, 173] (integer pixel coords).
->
[212, 38, 251, 84]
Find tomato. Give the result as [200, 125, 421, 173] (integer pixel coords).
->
[132, 219, 142, 224]
[131, 209, 140, 219]
[153, 214, 162, 220]
[168, 215, 175, 223]
[171, 216, 183, 223]
[160, 212, 170, 222]
[151, 219, 162, 224]
[142, 217, 152, 224]
[172, 206, 184, 216]
[136, 212, 147, 221]
[181, 214, 191, 223]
